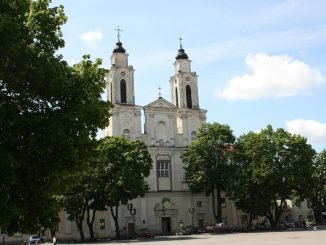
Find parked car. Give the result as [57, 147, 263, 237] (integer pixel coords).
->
[180, 227, 192, 235]
[295, 220, 313, 228]
[141, 231, 156, 239]
[190, 226, 206, 234]
[206, 223, 233, 233]
[282, 220, 295, 228]
[254, 223, 271, 231]
[29, 235, 41, 245]
[233, 224, 250, 232]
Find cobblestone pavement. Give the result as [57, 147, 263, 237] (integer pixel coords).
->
[58, 229, 326, 245]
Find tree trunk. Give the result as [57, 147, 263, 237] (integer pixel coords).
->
[266, 211, 275, 229]
[313, 209, 322, 223]
[211, 188, 217, 223]
[75, 214, 85, 241]
[274, 199, 285, 227]
[216, 186, 222, 223]
[110, 206, 120, 240]
[86, 208, 96, 240]
[248, 212, 253, 228]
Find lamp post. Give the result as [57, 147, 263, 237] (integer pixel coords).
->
[189, 207, 195, 227]
[162, 205, 166, 216]
[179, 220, 184, 232]
[128, 208, 136, 238]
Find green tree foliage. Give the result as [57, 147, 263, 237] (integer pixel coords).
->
[59, 161, 106, 241]
[98, 137, 152, 239]
[307, 150, 326, 223]
[0, 0, 112, 233]
[228, 125, 315, 228]
[183, 122, 235, 223]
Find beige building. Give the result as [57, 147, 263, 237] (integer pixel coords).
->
[104, 38, 213, 238]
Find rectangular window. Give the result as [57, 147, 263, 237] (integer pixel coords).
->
[100, 219, 105, 230]
[157, 160, 169, 177]
[197, 201, 203, 207]
[198, 219, 204, 228]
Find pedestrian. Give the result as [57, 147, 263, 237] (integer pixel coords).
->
[52, 235, 57, 245]
[303, 220, 306, 229]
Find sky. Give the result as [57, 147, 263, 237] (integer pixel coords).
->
[52, 0, 326, 152]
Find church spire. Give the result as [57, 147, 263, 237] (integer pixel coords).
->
[113, 26, 126, 53]
[176, 37, 188, 60]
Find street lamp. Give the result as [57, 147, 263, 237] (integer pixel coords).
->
[129, 208, 136, 216]
[189, 207, 195, 227]
[128, 207, 136, 238]
[179, 220, 184, 231]
[162, 205, 166, 216]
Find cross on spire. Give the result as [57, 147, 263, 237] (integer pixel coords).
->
[115, 26, 123, 42]
[158, 86, 162, 98]
[178, 37, 183, 49]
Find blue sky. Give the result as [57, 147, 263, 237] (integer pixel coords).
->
[53, 0, 326, 152]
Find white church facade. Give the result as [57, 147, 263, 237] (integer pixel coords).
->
[103, 38, 231, 237]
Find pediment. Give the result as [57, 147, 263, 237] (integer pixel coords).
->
[144, 97, 176, 109]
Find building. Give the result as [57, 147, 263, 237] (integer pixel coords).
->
[104, 37, 214, 237]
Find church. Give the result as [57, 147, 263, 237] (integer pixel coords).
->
[103, 36, 225, 237]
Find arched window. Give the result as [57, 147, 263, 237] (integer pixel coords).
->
[186, 85, 192, 108]
[123, 129, 130, 139]
[175, 87, 179, 108]
[110, 83, 113, 102]
[120, 79, 127, 103]
[191, 131, 197, 141]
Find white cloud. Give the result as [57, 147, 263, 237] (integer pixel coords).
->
[216, 53, 326, 100]
[80, 30, 103, 47]
[286, 119, 326, 145]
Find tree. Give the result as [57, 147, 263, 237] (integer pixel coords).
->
[59, 178, 88, 241]
[183, 122, 236, 223]
[59, 161, 107, 241]
[0, 0, 112, 233]
[98, 137, 152, 239]
[228, 125, 315, 228]
[307, 150, 326, 223]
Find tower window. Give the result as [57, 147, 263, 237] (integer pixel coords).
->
[123, 129, 130, 139]
[120, 79, 127, 103]
[186, 85, 192, 108]
[110, 83, 113, 102]
[175, 87, 179, 108]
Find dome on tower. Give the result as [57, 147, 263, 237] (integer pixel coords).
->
[175, 48, 188, 60]
[113, 41, 126, 53]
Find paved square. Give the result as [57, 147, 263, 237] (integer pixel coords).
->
[91, 230, 326, 245]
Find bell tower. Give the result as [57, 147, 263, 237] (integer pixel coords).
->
[105, 27, 142, 139]
[169, 38, 207, 139]
[107, 26, 135, 105]
[169, 37, 200, 109]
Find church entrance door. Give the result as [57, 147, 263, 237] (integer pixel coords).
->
[161, 217, 171, 235]
[127, 223, 135, 239]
